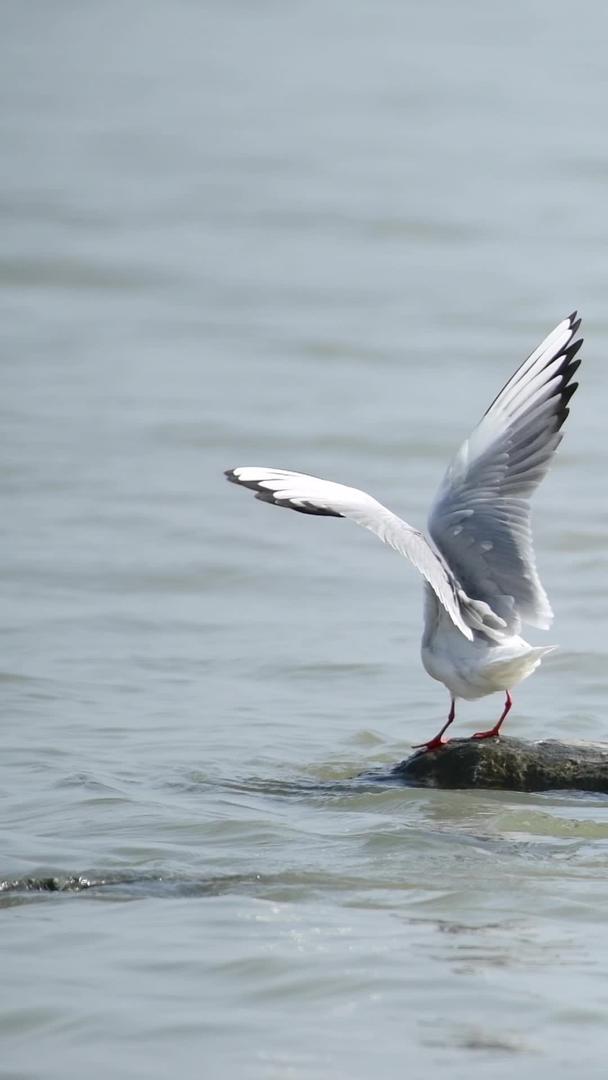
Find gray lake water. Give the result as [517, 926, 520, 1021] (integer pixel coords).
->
[3, 2, 608, 1077]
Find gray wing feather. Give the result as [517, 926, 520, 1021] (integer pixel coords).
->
[427, 313, 582, 631]
[226, 467, 473, 639]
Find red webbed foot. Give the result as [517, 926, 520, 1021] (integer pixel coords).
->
[470, 691, 512, 742]
[412, 734, 450, 753]
[471, 725, 501, 741]
[412, 698, 456, 753]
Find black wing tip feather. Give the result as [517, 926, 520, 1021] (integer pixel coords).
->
[516, 315, 583, 433]
[540, 326, 583, 372]
[553, 336, 583, 430]
[254, 490, 343, 516]
[224, 468, 343, 517]
[484, 312, 583, 421]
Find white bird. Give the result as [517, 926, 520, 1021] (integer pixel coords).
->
[226, 313, 582, 751]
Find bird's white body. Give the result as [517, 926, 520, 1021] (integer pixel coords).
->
[226, 313, 582, 745]
[420, 584, 555, 701]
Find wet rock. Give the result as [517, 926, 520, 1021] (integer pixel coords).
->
[392, 736, 608, 793]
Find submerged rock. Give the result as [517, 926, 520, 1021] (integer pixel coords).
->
[392, 736, 608, 793]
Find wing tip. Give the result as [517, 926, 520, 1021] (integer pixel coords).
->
[567, 310, 583, 353]
[225, 466, 265, 490]
[224, 466, 344, 517]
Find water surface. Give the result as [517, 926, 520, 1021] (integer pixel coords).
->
[3, 2, 608, 1077]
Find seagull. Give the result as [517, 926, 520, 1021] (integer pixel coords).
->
[226, 313, 582, 751]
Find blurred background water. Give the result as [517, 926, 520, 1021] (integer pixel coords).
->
[3, 1, 608, 1077]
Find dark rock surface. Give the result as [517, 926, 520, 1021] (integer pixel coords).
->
[392, 736, 608, 793]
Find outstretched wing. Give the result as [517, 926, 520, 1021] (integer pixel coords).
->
[226, 467, 473, 639]
[427, 312, 582, 631]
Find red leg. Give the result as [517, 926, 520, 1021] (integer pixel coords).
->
[413, 698, 456, 752]
[471, 690, 512, 740]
